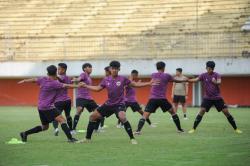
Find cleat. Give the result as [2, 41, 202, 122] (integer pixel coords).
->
[77, 138, 91, 144]
[188, 129, 195, 134]
[177, 129, 185, 133]
[20, 132, 27, 142]
[54, 128, 59, 136]
[131, 139, 138, 145]
[70, 130, 77, 135]
[235, 129, 243, 134]
[133, 131, 142, 135]
[183, 117, 188, 120]
[68, 137, 78, 143]
[149, 124, 157, 128]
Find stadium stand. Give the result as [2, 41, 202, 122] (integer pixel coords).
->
[0, 0, 249, 60]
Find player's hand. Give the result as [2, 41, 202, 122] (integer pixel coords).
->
[17, 80, 25, 84]
[212, 77, 217, 84]
[72, 77, 78, 82]
[185, 95, 188, 100]
[78, 82, 86, 87]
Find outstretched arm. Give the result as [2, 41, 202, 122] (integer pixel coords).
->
[63, 82, 85, 89]
[18, 78, 38, 84]
[172, 78, 188, 83]
[130, 79, 160, 88]
[83, 84, 104, 92]
[188, 77, 200, 83]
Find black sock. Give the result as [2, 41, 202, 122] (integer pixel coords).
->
[172, 114, 182, 130]
[184, 113, 187, 118]
[146, 118, 152, 125]
[117, 119, 121, 125]
[24, 126, 43, 136]
[61, 123, 72, 140]
[94, 119, 101, 130]
[66, 116, 73, 130]
[86, 121, 96, 139]
[193, 114, 203, 129]
[52, 121, 59, 129]
[137, 118, 145, 132]
[123, 121, 134, 139]
[100, 118, 105, 127]
[227, 115, 237, 130]
[73, 114, 80, 130]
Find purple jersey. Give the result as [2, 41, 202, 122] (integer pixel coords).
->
[37, 77, 64, 110]
[125, 85, 137, 102]
[100, 75, 131, 105]
[199, 72, 222, 100]
[149, 72, 173, 99]
[55, 75, 71, 103]
[77, 72, 92, 100]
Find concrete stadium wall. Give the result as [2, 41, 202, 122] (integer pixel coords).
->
[0, 77, 250, 107]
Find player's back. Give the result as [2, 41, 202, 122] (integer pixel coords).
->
[150, 72, 173, 99]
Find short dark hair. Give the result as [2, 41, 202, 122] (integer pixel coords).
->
[131, 70, 138, 74]
[47, 65, 57, 76]
[58, 63, 67, 71]
[104, 66, 110, 72]
[82, 63, 92, 71]
[206, 61, 215, 69]
[156, 61, 165, 70]
[109, 60, 120, 69]
[176, 68, 182, 73]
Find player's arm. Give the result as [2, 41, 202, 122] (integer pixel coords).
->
[172, 78, 188, 83]
[63, 82, 85, 89]
[71, 76, 81, 82]
[129, 79, 159, 88]
[185, 82, 189, 97]
[82, 83, 104, 92]
[212, 78, 221, 85]
[18, 78, 38, 84]
[188, 77, 200, 83]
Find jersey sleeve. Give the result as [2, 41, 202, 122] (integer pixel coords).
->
[198, 73, 204, 81]
[52, 81, 64, 90]
[124, 77, 132, 86]
[99, 78, 106, 88]
[36, 77, 43, 85]
[79, 73, 86, 82]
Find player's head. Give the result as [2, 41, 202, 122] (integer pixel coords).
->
[206, 61, 215, 74]
[109, 60, 120, 77]
[176, 68, 182, 76]
[156, 61, 165, 71]
[104, 66, 111, 76]
[131, 70, 139, 79]
[82, 63, 92, 74]
[47, 65, 57, 77]
[58, 63, 67, 75]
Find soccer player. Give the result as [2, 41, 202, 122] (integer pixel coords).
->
[117, 70, 155, 128]
[134, 61, 186, 135]
[71, 63, 99, 134]
[18, 65, 82, 143]
[171, 68, 189, 120]
[52, 63, 73, 136]
[78, 61, 158, 144]
[188, 61, 242, 134]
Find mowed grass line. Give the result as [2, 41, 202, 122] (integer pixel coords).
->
[0, 106, 249, 166]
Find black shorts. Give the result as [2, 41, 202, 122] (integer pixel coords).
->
[173, 95, 186, 104]
[97, 104, 126, 118]
[76, 98, 98, 112]
[145, 99, 172, 113]
[125, 101, 142, 112]
[38, 109, 61, 125]
[201, 98, 227, 112]
[54, 99, 71, 116]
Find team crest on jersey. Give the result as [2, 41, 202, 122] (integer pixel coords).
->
[116, 81, 121, 86]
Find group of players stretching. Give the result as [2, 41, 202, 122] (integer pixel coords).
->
[18, 60, 242, 144]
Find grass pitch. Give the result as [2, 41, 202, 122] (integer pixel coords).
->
[0, 106, 249, 166]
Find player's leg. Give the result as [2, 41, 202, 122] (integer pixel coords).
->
[52, 101, 64, 136]
[163, 99, 184, 132]
[117, 109, 137, 144]
[54, 114, 77, 142]
[134, 102, 153, 126]
[216, 99, 242, 133]
[188, 99, 211, 133]
[173, 95, 179, 114]
[72, 104, 84, 131]
[180, 96, 187, 119]
[64, 100, 73, 131]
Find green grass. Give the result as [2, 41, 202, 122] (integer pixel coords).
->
[0, 106, 249, 166]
